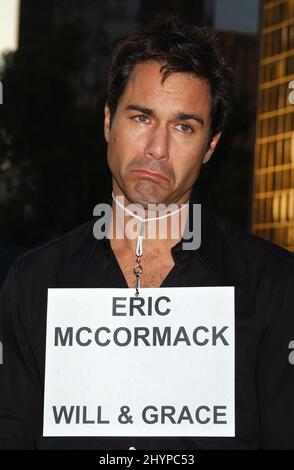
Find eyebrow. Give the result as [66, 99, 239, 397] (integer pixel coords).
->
[125, 104, 204, 126]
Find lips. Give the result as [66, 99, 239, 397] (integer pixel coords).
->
[132, 169, 169, 182]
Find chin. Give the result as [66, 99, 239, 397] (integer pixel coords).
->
[131, 187, 168, 207]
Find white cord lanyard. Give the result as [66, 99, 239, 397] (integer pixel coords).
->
[112, 192, 189, 296]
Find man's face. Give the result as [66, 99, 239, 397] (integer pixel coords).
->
[104, 61, 221, 206]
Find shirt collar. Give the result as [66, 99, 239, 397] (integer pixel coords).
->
[68, 196, 225, 283]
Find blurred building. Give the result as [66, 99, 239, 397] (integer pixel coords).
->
[252, 0, 294, 252]
[138, 0, 214, 25]
[198, 29, 259, 230]
[19, 0, 140, 51]
[18, 0, 56, 52]
[18, 0, 140, 107]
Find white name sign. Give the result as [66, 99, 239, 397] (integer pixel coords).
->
[43, 287, 235, 437]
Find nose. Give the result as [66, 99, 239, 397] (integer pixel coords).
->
[144, 124, 169, 161]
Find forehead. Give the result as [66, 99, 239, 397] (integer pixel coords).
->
[118, 61, 211, 116]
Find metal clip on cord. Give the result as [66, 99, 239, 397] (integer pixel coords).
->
[134, 221, 144, 297]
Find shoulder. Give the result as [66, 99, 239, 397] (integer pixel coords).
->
[8, 219, 96, 282]
[221, 215, 292, 265]
[202, 208, 294, 283]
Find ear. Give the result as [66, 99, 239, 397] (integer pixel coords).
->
[104, 104, 111, 143]
[203, 131, 221, 164]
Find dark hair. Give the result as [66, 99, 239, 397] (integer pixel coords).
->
[106, 16, 234, 139]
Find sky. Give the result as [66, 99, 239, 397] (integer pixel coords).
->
[214, 0, 260, 34]
[0, 0, 20, 57]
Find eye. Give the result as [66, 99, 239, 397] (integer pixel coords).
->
[133, 114, 150, 123]
[176, 123, 193, 133]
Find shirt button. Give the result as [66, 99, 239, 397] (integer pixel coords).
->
[129, 446, 136, 450]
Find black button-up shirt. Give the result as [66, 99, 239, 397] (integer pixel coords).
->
[0, 204, 293, 449]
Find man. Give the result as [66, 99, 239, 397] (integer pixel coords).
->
[0, 17, 293, 450]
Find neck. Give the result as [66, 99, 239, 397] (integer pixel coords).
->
[108, 191, 190, 254]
